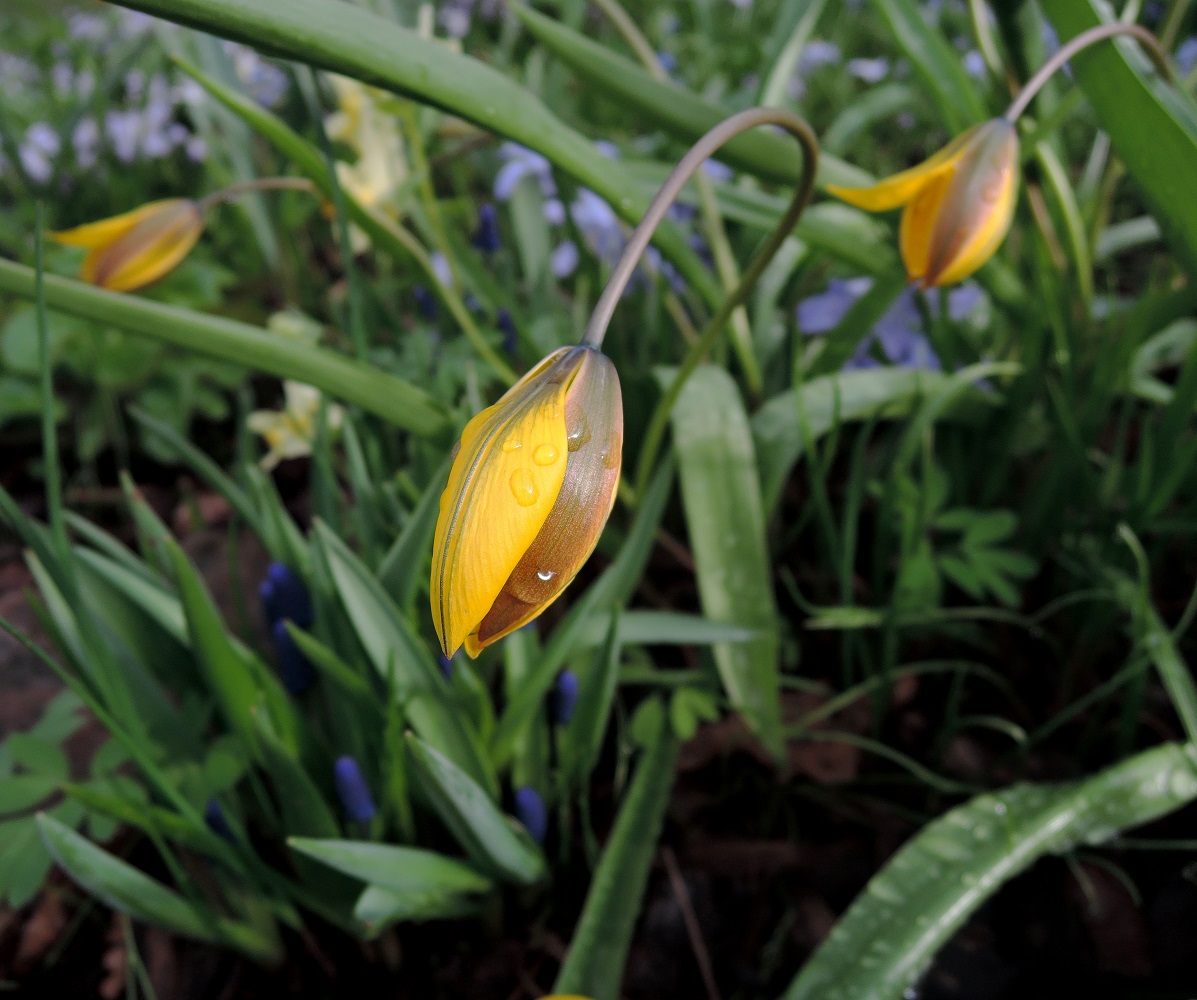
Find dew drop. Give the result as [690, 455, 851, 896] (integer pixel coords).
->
[510, 469, 538, 506]
[501, 439, 522, 453]
[566, 413, 591, 452]
[537, 569, 555, 582]
[533, 443, 558, 466]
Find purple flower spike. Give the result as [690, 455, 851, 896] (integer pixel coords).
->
[552, 670, 580, 725]
[473, 203, 501, 253]
[497, 309, 518, 356]
[204, 798, 234, 840]
[334, 756, 377, 823]
[260, 562, 313, 628]
[272, 619, 317, 695]
[513, 786, 547, 844]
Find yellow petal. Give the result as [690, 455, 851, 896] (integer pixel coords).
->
[50, 199, 190, 249]
[431, 347, 584, 658]
[472, 348, 623, 651]
[825, 126, 978, 212]
[898, 168, 954, 285]
[923, 119, 1019, 287]
[84, 200, 205, 291]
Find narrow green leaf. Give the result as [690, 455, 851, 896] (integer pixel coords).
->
[562, 613, 622, 790]
[405, 734, 546, 887]
[314, 522, 495, 796]
[670, 366, 783, 761]
[553, 705, 679, 1000]
[1039, 0, 1197, 276]
[377, 456, 451, 611]
[513, 3, 863, 190]
[353, 884, 481, 933]
[0, 260, 448, 435]
[574, 610, 760, 648]
[107, 0, 721, 311]
[288, 838, 493, 895]
[782, 741, 1197, 1000]
[873, 0, 986, 131]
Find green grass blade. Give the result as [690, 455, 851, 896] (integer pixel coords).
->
[1040, 0, 1197, 276]
[377, 456, 451, 611]
[405, 734, 546, 887]
[0, 260, 448, 435]
[781, 741, 1197, 1000]
[552, 703, 679, 1000]
[288, 838, 493, 895]
[108, 0, 721, 312]
[512, 3, 863, 190]
[874, 0, 986, 131]
[671, 366, 783, 761]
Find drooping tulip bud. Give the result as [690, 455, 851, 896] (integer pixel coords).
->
[826, 118, 1019, 288]
[431, 345, 622, 658]
[51, 198, 205, 292]
[333, 756, 377, 823]
[513, 786, 547, 844]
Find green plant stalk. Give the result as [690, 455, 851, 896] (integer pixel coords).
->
[397, 101, 460, 292]
[552, 710, 679, 999]
[0, 259, 449, 434]
[585, 0, 760, 397]
[176, 58, 519, 386]
[33, 205, 68, 567]
[108, 0, 724, 316]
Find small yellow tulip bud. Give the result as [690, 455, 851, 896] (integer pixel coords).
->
[431, 345, 623, 658]
[827, 118, 1019, 288]
[51, 198, 205, 292]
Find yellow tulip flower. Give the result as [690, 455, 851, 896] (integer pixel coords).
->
[431, 345, 623, 658]
[51, 198, 205, 292]
[826, 118, 1019, 287]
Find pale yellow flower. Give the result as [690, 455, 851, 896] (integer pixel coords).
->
[247, 381, 344, 471]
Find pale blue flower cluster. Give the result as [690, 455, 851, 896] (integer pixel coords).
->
[797, 277, 983, 372]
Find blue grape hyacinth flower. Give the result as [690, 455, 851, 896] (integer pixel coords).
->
[334, 756, 377, 823]
[552, 670, 580, 725]
[259, 562, 313, 629]
[513, 786, 547, 844]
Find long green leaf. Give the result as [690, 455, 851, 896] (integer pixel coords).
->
[288, 838, 493, 895]
[0, 260, 447, 435]
[405, 734, 546, 887]
[553, 704, 679, 999]
[1039, 0, 1197, 276]
[513, 4, 863, 190]
[671, 366, 783, 761]
[781, 741, 1197, 1000]
[107, 0, 721, 311]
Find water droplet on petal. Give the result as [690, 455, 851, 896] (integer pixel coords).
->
[510, 469, 538, 506]
[567, 415, 590, 452]
[537, 569, 555, 582]
[502, 439, 522, 452]
[533, 443, 558, 466]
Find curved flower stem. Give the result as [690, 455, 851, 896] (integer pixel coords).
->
[577, 107, 817, 500]
[195, 176, 317, 212]
[586, 0, 762, 399]
[1004, 22, 1172, 122]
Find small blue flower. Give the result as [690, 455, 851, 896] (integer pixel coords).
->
[272, 619, 317, 695]
[494, 143, 557, 201]
[259, 562, 314, 629]
[550, 240, 580, 279]
[702, 159, 734, 182]
[472, 202, 501, 253]
[204, 798, 234, 840]
[552, 670, 580, 725]
[334, 756, 377, 823]
[798, 40, 841, 75]
[571, 189, 624, 265]
[796, 277, 874, 334]
[497, 309, 518, 356]
[543, 198, 566, 226]
[413, 285, 438, 320]
[1177, 37, 1197, 77]
[513, 786, 547, 843]
[439, 651, 455, 680]
[847, 57, 891, 83]
[656, 51, 677, 75]
[962, 50, 987, 80]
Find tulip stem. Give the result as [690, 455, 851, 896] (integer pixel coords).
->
[582, 108, 817, 501]
[1004, 23, 1172, 123]
[196, 176, 317, 212]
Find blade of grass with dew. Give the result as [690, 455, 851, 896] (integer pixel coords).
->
[669, 365, 784, 762]
[781, 741, 1197, 1000]
[405, 734, 546, 886]
[314, 521, 496, 796]
[1040, 0, 1197, 276]
[0, 261, 448, 435]
[552, 701, 678, 1000]
[106, 0, 722, 313]
[512, 3, 863, 190]
[874, 0, 986, 132]
[489, 460, 674, 769]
